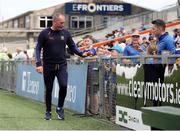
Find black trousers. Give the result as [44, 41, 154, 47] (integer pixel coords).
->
[43, 63, 68, 112]
[143, 64, 166, 106]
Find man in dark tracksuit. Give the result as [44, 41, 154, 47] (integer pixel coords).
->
[36, 13, 85, 120]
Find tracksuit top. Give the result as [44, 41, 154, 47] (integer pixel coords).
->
[36, 28, 83, 67]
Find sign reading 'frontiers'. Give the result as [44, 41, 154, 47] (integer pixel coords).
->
[65, 3, 131, 15]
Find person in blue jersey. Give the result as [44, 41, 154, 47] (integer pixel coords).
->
[152, 19, 175, 71]
[144, 19, 175, 107]
[152, 21, 175, 56]
[123, 32, 144, 64]
[36, 13, 86, 120]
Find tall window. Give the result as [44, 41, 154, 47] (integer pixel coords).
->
[14, 19, 18, 28]
[86, 16, 93, 28]
[25, 16, 30, 28]
[70, 16, 93, 29]
[79, 17, 85, 28]
[71, 16, 78, 29]
[103, 16, 109, 27]
[39, 16, 52, 28]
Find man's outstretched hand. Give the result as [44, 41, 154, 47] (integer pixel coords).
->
[82, 52, 93, 57]
[82, 52, 88, 57]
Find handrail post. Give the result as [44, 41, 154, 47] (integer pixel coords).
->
[98, 57, 105, 118]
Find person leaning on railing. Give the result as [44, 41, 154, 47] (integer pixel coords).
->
[144, 19, 176, 106]
[82, 37, 96, 57]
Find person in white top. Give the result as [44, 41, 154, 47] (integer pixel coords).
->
[14, 48, 27, 61]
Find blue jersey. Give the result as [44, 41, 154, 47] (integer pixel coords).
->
[83, 47, 96, 55]
[157, 32, 175, 55]
[157, 32, 176, 64]
[175, 49, 180, 55]
[140, 44, 147, 52]
[123, 44, 142, 64]
[36, 28, 82, 66]
[123, 44, 141, 56]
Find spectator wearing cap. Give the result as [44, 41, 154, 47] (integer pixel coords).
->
[108, 45, 123, 57]
[123, 32, 144, 64]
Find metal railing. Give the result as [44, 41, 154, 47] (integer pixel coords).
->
[0, 54, 180, 122]
[1, 54, 179, 90]
[0, 60, 33, 92]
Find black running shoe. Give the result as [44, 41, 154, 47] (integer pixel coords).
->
[56, 107, 64, 120]
[44, 112, 51, 120]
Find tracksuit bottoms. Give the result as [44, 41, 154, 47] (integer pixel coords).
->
[43, 63, 68, 112]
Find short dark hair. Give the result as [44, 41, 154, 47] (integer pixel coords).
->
[142, 37, 147, 40]
[151, 19, 166, 31]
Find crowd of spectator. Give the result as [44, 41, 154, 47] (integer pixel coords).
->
[0, 47, 30, 61]
[0, 20, 179, 65]
[72, 20, 180, 65]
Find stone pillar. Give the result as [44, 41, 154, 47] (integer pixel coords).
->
[27, 32, 35, 49]
[178, 0, 180, 18]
